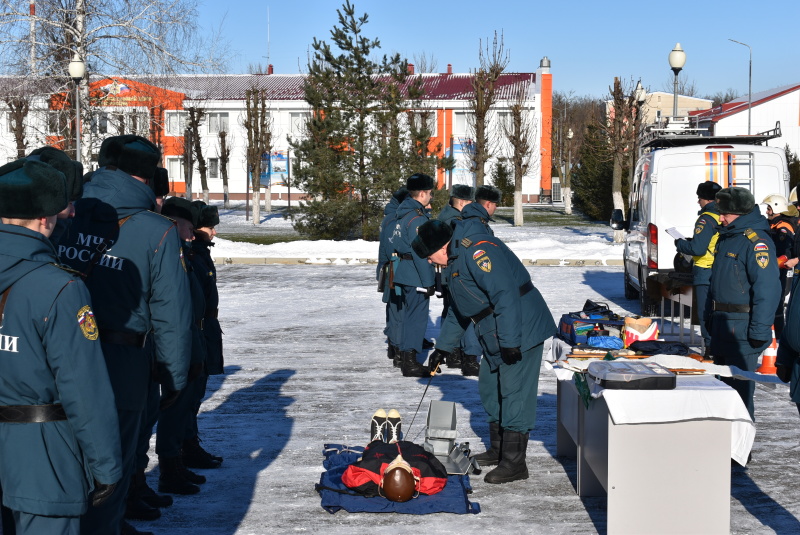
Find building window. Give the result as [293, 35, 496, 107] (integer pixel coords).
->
[453, 112, 472, 136]
[47, 111, 68, 135]
[410, 111, 437, 136]
[127, 112, 149, 136]
[496, 111, 512, 132]
[91, 112, 108, 134]
[290, 112, 308, 136]
[167, 157, 184, 182]
[166, 111, 188, 136]
[208, 157, 219, 179]
[207, 112, 229, 134]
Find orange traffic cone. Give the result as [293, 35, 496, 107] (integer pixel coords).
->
[757, 324, 778, 374]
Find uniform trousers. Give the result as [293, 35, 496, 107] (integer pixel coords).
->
[14, 511, 79, 535]
[398, 285, 429, 354]
[477, 343, 544, 433]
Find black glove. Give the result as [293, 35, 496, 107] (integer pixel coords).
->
[748, 338, 768, 349]
[160, 389, 181, 410]
[188, 361, 205, 381]
[776, 365, 792, 383]
[91, 480, 117, 507]
[500, 347, 522, 365]
[428, 349, 449, 374]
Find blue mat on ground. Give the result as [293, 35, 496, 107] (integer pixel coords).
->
[315, 444, 480, 514]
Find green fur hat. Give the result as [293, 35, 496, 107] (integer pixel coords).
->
[475, 185, 502, 204]
[412, 219, 453, 258]
[98, 135, 161, 181]
[406, 173, 434, 191]
[161, 196, 194, 223]
[0, 158, 68, 218]
[27, 146, 83, 201]
[716, 187, 755, 215]
[451, 184, 474, 201]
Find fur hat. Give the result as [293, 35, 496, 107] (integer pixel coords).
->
[0, 158, 68, 218]
[98, 135, 161, 181]
[192, 200, 219, 228]
[161, 196, 195, 223]
[451, 184, 474, 201]
[392, 187, 409, 203]
[475, 185, 502, 204]
[405, 173, 434, 191]
[27, 146, 83, 202]
[153, 167, 171, 197]
[716, 187, 755, 215]
[412, 219, 453, 258]
[696, 181, 721, 201]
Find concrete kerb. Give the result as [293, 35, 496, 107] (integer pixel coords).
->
[216, 257, 624, 266]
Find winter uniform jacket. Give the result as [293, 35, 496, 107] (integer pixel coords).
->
[708, 206, 781, 357]
[377, 196, 401, 281]
[190, 239, 224, 375]
[768, 214, 796, 259]
[56, 167, 191, 410]
[436, 203, 462, 225]
[459, 202, 494, 236]
[392, 197, 434, 288]
[676, 202, 720, 270]
[0, 223, 122, 516]
[778, 265, 800, 403]
[436, 222, 556, 370]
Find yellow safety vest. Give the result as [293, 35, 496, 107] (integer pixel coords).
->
[694, 211, 720, 268]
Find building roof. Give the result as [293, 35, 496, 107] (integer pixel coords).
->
[691, 83, 800, 123]
[135, 72, 537, 102]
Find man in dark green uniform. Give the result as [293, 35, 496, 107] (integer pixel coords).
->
[437, 184, 473, 225]
[675, 181, 721, 353]
[378, 188, 408, 367]
[184, 201, 224, 469]
[0, 158, 121, 534]
[414, 219, 556, 484]
[459, 184, 500, 236]
[55, 135, 191, 534]
[392, 173, 436, 377]
[708, 187, 781, 422]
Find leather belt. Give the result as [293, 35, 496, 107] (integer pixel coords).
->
[195, 319, 205, 330]
[0, 404, 67, 423]
[100, 328, 148, 348]
[470, 281, 535, 324]
[712, 301, 750, 313]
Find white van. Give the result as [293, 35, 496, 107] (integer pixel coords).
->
[613, 141, 790, 315]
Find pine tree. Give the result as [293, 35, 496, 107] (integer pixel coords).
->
[572, 121, 615, 221]
[491, 160, 514, 207]
[291, 1, 412, 240]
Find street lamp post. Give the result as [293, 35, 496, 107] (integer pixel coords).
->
[728, 38, 752, 135]
[68, 53, 86, 163]
[668, 43, 686, 119]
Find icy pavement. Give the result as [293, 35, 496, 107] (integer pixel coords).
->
[131, 264, 800, 535]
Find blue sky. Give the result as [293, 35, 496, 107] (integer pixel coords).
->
[198, 0, 800, 99]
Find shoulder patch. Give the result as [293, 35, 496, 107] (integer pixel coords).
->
[755, 251, 770, 269]
[77, 305, 99, 340]
[753, 242, 769, 252]
[461, 238, 473, 248]
[476, 255, 492, 273]
[472, 249, 485, 260]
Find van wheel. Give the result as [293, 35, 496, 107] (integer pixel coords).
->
[639, 270, 660, 317]
[624, 271, 637, 300]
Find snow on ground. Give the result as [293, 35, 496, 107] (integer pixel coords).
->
[129, 205, 800, 534]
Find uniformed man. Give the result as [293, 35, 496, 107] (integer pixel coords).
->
[25, 146, 83, 244]
[414, 219, 557, 484]
[0, 158, 122, 534]
[459, 184, 501, 236]
[762, 194, 797, 339]
[437, 184, 473, 225]
[55, 135, 192, 534]
[708, 187, 781, 422]
[675, 181, 721, 353]
[377, 187, 408, 367]
[777, 225, 800, 418]
[392, 173, 436, 377]
[184, 200, 224, 469]
[154, 197, 209, 495]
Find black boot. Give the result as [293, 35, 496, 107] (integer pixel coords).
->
[392, 345, 402, 368]
[387, 344, 395, 361]
[125, 483, 161, 521]
[370, 409, 388, 442]
[400, 350, 428, 377]
[446, 348, 463, 368]
[121, 520, 154, 535]
[422, 338, 435, 349]
[471, 422, 502, 466]
[461, 354, 480, 376]
[183, 436, 223, 469]
[158, 456, 201, 495]
[484, 430, 529, 484]
[132, 469, 172, 508]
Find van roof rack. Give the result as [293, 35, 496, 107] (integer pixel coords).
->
[640, 121, 782, 150]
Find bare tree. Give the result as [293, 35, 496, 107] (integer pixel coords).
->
[218, 129, 231, 208]
[660, 73, 698, 97]
[502, 88, 537, 226]
[607, 77, 637, 243]
[185, 105, 209, 202]
[243, 88, 273, 225]
[412, 51, 438, 73]
[468, 31, 509, 187]
[706, 88, 739, 107]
